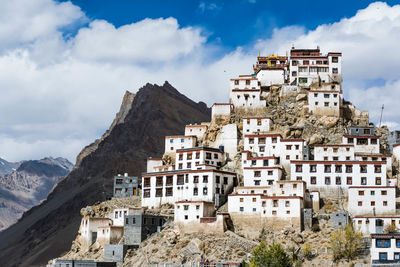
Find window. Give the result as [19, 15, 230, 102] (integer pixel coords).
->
[396, 240, 400, 248]
[251, 160, 257, 166]
[166, 176, 173, 186]
[314, 93, 318, 97]
[379, 252, 388, 260]
[268, 171, 273, 175]
[381, 190, 387, 195]
[240, 207, 244, 212]
[324, 165, 331, 173]
[375, 165, 382, 173]
[202, 175, 208, 183]
[181, 138, 184, 143]
[346, 165, 353, 173]
[335, 165, 342, 173]
[184, 205, 189, 210]
[214, 153, 218, 159]
[383, 201, 388, 206]
[347, 177, 352, 185]
[332, 56, 339, 63]
[361, 177, 367, 185]
[335, 177, 341, 185]
[273, 200, 278, 207]
[116, 178, 123, 185]
[206, 152, 212, 159]
[178, 163, 183, 169]
[263, 160, 269, 166]
[325, 177, 331, 185]
[234, 80, 239, 85]
[193, 176, 199, 183]
[193, 187, 198, 196]
[311, 177, 317, 184]
[324, 102, 329, 107]
[358, 191, 364, 196]
[272, 210, 277, 215]
[371, 201, 375, 206]
[286, 145, 292, 150]
[299, 77, 308, 84]
[249, 138, 254, 144]
[156, 176, 163, 187]
[203, 187, 208, 195]
[144, 189, 150, 198]
[196, 152, 200, 159]
[324, 94, 330, 99]
[285, 201, 290, 207]
[224, 177, 228, 185]
[216, 176, 220, 183]
[246, 80, 251, 85]
[371, 191, 375, 195]
[371, 139, 377, 145]
[170, 139, 174, 143]
[252, 198, 257, 202]
[144, 177, 151, 187]
[358, 201, 362, 206]
[272, 138, 277, 143]
[156, 188, 162, 197]
[254, 180, 260, 186]
[177, 175, 184, 185]
[296, 165, 303, 172]
[184, 215, 188, 220]
[376, 239, 390, 248]
[166, 187, 173, 196]
[332, 68, 338, 74]
[186, 162, 191, 169]
[252, 208, 257, 212]
[376, 177, 382, 185]
[259, 146, 265, 152]
[348, 138, 354, 144]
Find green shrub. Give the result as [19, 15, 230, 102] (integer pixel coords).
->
[249, 242, 292, 267]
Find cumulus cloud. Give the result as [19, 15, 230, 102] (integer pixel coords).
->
[1, 1, 400, 163]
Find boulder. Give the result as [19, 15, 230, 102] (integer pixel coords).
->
[296, 93, 307, 102]
[309, 134, 323, 145]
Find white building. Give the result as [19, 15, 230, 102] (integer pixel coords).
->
[253, 55, 288, 86]
[174, 201, 215, 225]
[353, 216, 400, 235]
[370, 233, 400, 265]
[394, 144, 400, 162]
[242, 117, 273, 134]
[244, 134, 305, 171]
[291, 160, 388, 194]
[289, 47, 342, 86]
[185, 124, 208, 139]
[348, 186, 396, 216]
[242, 151, 282, 186]
[96, 225, 123, 246]
[164, 135, 197, 154]
[212, 123, 238, 159]
[314, 145, 355, 161]
[175, 147, 224, 170]
[307, 84, 342, 116]
[342, 135, 380, 154]
[147, 158, 163, 172]
[211, 103, 233, 120]
[78, 217, 112, 249]
[229, 76, 266, 109]
[141, 169, 236, 208]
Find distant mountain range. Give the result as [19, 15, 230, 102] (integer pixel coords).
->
[0, 157, 73, 231]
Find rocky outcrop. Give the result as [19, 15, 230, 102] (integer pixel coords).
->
[0, 82, 210, 267]
[0, 157, 73, 231]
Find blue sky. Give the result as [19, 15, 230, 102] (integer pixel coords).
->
[0, 0, 400, 162]
[69, 0, 398, 49]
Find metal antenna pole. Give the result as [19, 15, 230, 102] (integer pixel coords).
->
[379, 104, 384, 127]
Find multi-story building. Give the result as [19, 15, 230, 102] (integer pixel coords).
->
[228, 181, 307, 232]
[253, 55, 288, 86]
[211, 103, 233, 120]
[388, 131, 400, 151]
[175, 147, 224, 171]
[113, 173, 139, 198]
[141, 169, 236, 208]
[242, 151, 282, 186]
[370, 233, 400, 266]
[289, 47, 342, 86]
[314, 145, 355, 161]
[353, 216, 400, 234]
[54, 259, 116, 267]
[184, 124, 208, 139]
[229, 76, 266, 109]
[290, 160, 387, 194]
[307, 83, 342, 116]
[348, 186, 396, 216]
[164, 135, 197, 154]
[242, 117, 273, 134]
[79, 217, 112, 250]
[243, 133, 305, 171]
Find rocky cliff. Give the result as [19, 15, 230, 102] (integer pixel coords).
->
[0, 82, 210, 267]
[0, 157, 20, 177]
[0, 157, 73, 232]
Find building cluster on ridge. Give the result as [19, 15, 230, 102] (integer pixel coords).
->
[54, 46, 400, 267]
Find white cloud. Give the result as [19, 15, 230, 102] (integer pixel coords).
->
[1, 1, 400, 163]
[198, 2, 221, 14]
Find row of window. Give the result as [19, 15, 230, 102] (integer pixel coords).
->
[170, 138, 187, 143]
[298, 176, 382, 185]
[239, 207, 292, 215]
[295, 164, 382, 173]
[177, 152, 219, 161]
[378, 252, 400, 261]
[358, 190, 388, 196]
[177, 161, 221, 169]
[314, 101, 338, 107]
[376, 239, 400, 248]
[357, 200, 388, 207]
[346, 137, 378, 145]
[144, 175, 229, 187]
[143, 186, 216, 198]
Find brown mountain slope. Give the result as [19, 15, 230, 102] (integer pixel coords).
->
[0, 82, 210, 267]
